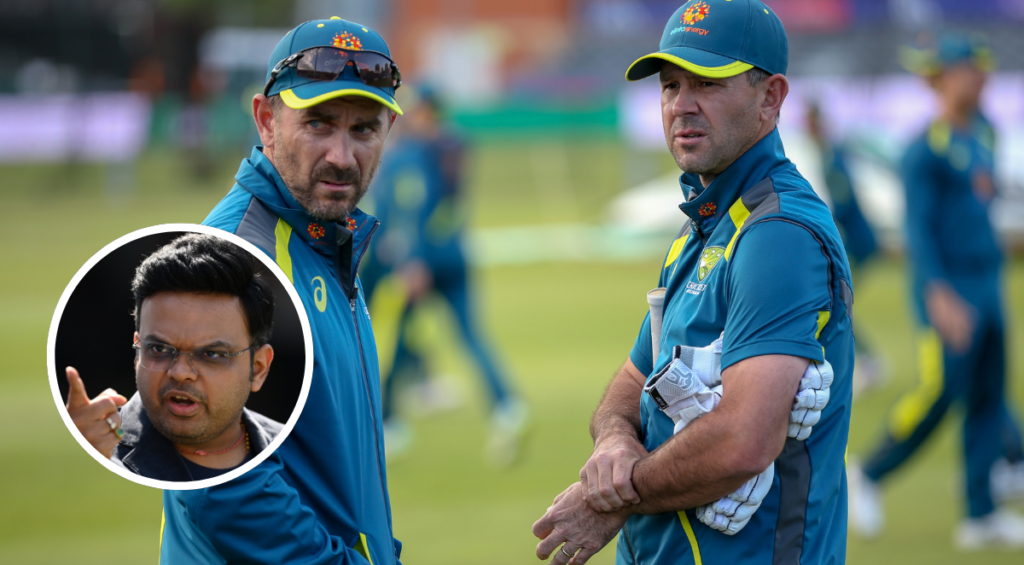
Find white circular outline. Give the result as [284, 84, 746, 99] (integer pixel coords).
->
[47, 223, 314, 491]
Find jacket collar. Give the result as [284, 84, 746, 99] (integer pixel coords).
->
[677, 128, 791, 234]
[116, 392, 279, 482]
[116, 393, 191, 481]
[234, 147, 379, 261]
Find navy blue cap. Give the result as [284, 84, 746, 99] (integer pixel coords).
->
[899, 32, 995, 76]
[266, 17, 402, 114]
[626, 0, 788, 81]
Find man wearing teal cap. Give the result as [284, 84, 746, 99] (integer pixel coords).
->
[160, 18, 404, 563]
[533, 1, 854, 564]
[849, 32, 1024, 549]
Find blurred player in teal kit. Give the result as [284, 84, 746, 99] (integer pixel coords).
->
[849, 33, 1024, 550]
[360, 87, 527, 466]
[805, 102, 885, 395]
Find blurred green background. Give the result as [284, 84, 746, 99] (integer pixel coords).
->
[2, 140, 1022, 564]
[5, 1, 1024, 563]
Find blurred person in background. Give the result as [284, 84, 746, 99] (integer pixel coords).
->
[361, 86, 527, 466]
[532, 2, 854, 563]
[849, 32, 1024, 550]
[65, 234, 281, 481]
[805, 102, 885, 396]
[160, 18, 404, 563]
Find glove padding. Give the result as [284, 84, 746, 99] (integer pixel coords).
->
[648, 336, 836, 536]
[643, 346, 720, 432]
[669, 335, 834, 441]
[697, 463, 774, 535]
[789, 360, 834, 441]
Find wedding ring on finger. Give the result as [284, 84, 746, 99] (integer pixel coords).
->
[561, 546, 576, 559]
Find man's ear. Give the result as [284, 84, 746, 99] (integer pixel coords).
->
[253, 94, 277, 150]
[250, 344, 274, 392]
[133, 331, 140, 369]
[760, 74, 789, 124]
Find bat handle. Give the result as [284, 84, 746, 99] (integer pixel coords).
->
[647, 288, 667, 370]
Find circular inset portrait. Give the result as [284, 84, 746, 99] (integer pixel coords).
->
[47, 224, 313, 489]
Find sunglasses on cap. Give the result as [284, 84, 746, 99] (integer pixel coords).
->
[264, 46, 402, 97]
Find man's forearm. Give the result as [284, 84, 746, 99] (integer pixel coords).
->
[590, 362, 645, 445]
[625, 355, 803, 515]
[627, 409, 758, 514]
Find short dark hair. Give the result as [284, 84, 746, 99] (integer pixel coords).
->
[132, 233, 275, 348]
[746, 67, 771, 87]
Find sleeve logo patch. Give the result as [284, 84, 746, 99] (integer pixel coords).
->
[697, 246, 725, 281]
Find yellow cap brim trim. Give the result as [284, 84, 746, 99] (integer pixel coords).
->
[625, 53, 754, 81]
[280, 88, 404, 115]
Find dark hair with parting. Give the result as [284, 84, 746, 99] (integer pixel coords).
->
[131, 233, 275, 348]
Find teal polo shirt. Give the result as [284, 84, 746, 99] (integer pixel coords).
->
[620, 129, 855, 565]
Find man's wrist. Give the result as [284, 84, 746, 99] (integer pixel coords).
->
[593, 425, 640, 448]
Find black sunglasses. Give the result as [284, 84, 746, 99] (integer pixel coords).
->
[264, 46, 402, 97]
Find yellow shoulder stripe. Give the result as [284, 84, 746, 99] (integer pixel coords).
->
[665, 234, 689, 267]
[815, 311, 831, 339]
[274, 218, 294, 284]
[724, 198, 751, 260]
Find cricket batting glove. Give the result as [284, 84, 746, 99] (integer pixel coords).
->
[644, 345, 721, 434]
[789, 360, 834, 441]
[697, 463, 775, 535]
[674, 334, 833, 441]
[669, 334, 724, 387]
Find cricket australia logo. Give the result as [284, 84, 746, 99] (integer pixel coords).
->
[697, 246, 725, 282]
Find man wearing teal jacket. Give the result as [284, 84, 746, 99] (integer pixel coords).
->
[532, 2, 853, 564]
[160, 18, 404, 563]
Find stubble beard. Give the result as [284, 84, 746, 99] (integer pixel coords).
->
[273, 138, 379, 222]
[137, 368, 251, 446]
[668, 103, 762, 178]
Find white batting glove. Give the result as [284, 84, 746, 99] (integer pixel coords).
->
[668, 334, 724, 388]
[674, 335, 834, 441]
[697, 463, 775, 535]
[644, 345, 721, 432]
[789, 360, 834, 441]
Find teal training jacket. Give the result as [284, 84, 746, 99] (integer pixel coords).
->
[160, 147, 400, 565]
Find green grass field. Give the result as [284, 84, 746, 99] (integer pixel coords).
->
[1, 140, 1022, 563]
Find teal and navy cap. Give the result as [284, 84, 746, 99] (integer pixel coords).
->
[626, 0, 788, 81]
[899, 32, 995, 76]
[266, 17, 402, 114]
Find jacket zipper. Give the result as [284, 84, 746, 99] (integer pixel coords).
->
[346, 223, 395, 563]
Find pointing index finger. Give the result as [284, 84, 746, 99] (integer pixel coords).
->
[65, 366, 91, 410]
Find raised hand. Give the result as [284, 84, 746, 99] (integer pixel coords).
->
[65, 366, 127, 459]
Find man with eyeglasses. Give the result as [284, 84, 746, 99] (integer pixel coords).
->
[65, 233, 281, 481]
[160, 18, 404, 564]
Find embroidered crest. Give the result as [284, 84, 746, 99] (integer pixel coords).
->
[333, 32, 363, 50]
[699, 202, 717, 217]
[307, 223, 326, 239]
[682, 1, 710, 25]
[345, 217, 358, 231]
[697, 246, 725, 281]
